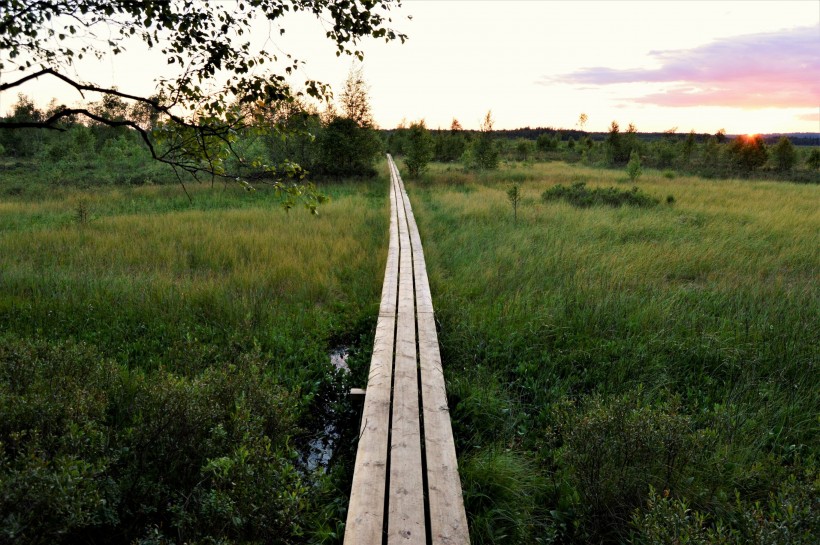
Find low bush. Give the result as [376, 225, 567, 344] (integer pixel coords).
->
[541, 181, 659, 208]
[0, 336, 314, 544]
[631, 468, 819, 545]
[543, 392, 704, 542]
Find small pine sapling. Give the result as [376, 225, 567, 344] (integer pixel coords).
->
[507, 184, 522, 223]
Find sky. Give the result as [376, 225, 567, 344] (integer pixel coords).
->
[2, 0, 819, 134]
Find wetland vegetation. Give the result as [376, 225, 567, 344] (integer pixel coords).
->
[1, 113, 817, 543]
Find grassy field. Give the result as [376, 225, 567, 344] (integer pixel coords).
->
[0, 174, 389, 543]
[1, 158, 817, 544]
[403, 161, 818, 543]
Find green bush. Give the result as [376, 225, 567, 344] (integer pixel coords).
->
[626, 150, 643, 182]
[0, 336, 311, 544]
[404, 121, 435, 178]
[547, 392, 704, 542]
[631, 469, 819, 545]
[771, 136, 797, 172]
[630, 487, 733, 545]
[542, 181, 658, 208]
[316, 117, 381, 178]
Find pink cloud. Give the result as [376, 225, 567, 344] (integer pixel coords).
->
[547, 26, 820, 109]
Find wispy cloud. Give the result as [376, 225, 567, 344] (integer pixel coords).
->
[546, 26, 820, 109]
[797, 111, 819, 123]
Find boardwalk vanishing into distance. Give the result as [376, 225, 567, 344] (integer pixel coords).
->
[344, 156, 470, 545]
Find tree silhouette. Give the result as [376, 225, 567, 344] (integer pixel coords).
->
[0, 1, 406, 184]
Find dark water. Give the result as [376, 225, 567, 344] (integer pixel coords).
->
[303, 348, 350, 472]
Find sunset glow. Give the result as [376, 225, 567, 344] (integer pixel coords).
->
[1, 0, 818, 134]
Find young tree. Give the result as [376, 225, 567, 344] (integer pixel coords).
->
[701, 136, 721, 173]
[536, 132, 558, 152]
[514, 138, 534, 162]
[626, 150, 643, 182]
[771, 136, 797, 172]
[507, 184, 522, 223]
[605, 121, 623, 165]
[339, 66, 375, 129]
[578, 113, 589, 131]
[0, 1, 405, 184]
[807, 149, 820, 170]
[682, 130, 697, 164]
[405, 120, 435, 178]
[0, 94, 46, 157]
[471, 110, 499, 170]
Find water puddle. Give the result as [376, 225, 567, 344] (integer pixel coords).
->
[330, 348, 350, 373]
[304, 348, 350, 472]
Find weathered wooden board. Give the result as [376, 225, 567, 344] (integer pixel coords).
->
[396, 156, 470, 545]
[343, 169, 399, 545]
[386, 156, 426, 545]
[345, 155, 469, 545]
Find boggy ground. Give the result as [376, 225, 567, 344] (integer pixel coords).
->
[0, 174, 389, 544]
[0, 159, 817, 544]
[404, 160, 818, 544]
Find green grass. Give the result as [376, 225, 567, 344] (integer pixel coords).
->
[2, 157, 817, 543]
[0, 173, 389, 543]
[0, 180, 387, 371]
[406, 161, 819, 543]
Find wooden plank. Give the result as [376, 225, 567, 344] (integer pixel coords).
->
[380, 170, 400, 318]
[387, 156, 426, 545]
[343, 163, 401, 545]
[398, 181, 433, 315]
[346, 155, 469, 544]
[344, 314, 396, 544]
[417, 314, 470, 545]
[393, 155, 470, 545]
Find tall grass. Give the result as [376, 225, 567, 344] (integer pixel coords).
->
[1, 181, 387, 373]
[408, 161, 819, 543]
[0, 176, 389, 543]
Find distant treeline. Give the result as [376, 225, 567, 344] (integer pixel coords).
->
[2, 92, 818, 186]
[457, 127, 820, 147]
[384, 120, 820, 183]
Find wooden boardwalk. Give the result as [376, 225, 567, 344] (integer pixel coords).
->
[344, 155, 469, 545]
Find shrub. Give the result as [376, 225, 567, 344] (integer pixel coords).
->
[548, 392, 703, 541]
[631, 468, 819, 545]
[771, 136, 797, 172]
[404, 120, 435, 178]
[541, 182, 658, 208]
[630, 487, 732, 545]
[536, 133, 558, 152]
[0, 336, 310, 544]
[626, 150, 643, 182]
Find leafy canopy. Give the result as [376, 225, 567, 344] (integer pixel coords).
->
[0, 0, 406, 189]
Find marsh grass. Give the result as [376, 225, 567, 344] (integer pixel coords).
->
[0, 176, 389, 543]
[408, 161, 819, 543]
[1, 181, 387, 371]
